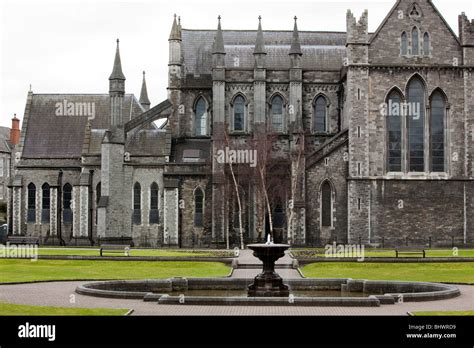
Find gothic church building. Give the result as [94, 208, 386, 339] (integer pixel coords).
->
[8, 0, 474, 248]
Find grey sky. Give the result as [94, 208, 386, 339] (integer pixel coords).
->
[0, 0, 472, 128]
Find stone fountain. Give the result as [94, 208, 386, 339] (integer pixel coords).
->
[247, 236, 290, 297]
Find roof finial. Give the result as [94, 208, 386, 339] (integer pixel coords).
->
[139, 70, 150, 108]
[212, 15, 225, 54]
[289, 16, 302, 56]
[109, 38, 126, 80]
[169, 14, 181, 40]
[254, 15, 266, 55]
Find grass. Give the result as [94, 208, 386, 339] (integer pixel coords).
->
[301, 262, 474, 284]
[411, 311, 474, 316]
[0, 302, 128, 316]
[0, 259, 231, 283]
[291, 248, 474, 258]
[35, 248, 234, 257]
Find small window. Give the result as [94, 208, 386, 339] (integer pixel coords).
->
[412, 27, 419, 56]
[133, 182, 141, 225]
[273, 204, 285, 229]
[194, 188, 204, 227]
[149, 182, 159, 224]
[271, 95, 284, 132]
[430, 91, 446, 172]
[41, 183, 50, 223]
[423, 32, 430, 56]
[233, 95, 245, 132]
[63, 183, 72, 223]
[321, 181, 332, 227]
[314, 96, 327, 133]
[27, 183, 36, 223]
[401, 32, 408, 55]
[386, 90, 403, 172]
[195, 97, 208, 136]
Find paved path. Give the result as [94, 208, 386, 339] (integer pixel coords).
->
[0, 281, 473, 315]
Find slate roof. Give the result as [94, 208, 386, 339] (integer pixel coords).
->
[182, 29, 347, 74]
[0, 127, 11, 153]
[22, 94, 144, 158]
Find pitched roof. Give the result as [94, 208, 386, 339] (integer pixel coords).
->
[22, 94, 143, 158]
[182, 29, 347, 74]
[0, 126, 11, 153]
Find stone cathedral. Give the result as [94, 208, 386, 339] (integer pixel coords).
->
[7, 0, 474, 248]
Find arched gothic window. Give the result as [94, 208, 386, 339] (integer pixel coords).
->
[194, 188, 204, 227]
[41, 183, 50, 223]
[386, 90, 403, 172]
[133, 182, 141, 225]
[412, 27, 419, 56]
[27, 183, 36, 223]
[314, 96, 327, 133]
[430, 91, 446, 172]
[194, 97, 208, 136]
[233, 95, 245, 132]
[401, 32, 408, 55]
[271, 95, 284, 132]
[63, 183, 72, 223]
[407, 77, 425, 172]
[149, 182, 159, 224]
[423, 32, 430, 56]
[321, 181, 332, 227]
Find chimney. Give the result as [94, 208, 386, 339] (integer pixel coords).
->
[10, 114, 20, 146]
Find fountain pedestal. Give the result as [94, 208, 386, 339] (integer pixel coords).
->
[247, 244, 290, 297]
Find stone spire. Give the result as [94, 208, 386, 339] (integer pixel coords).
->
[254, 16, 266, 55]
[139, 71, 150, 110]
[212, 15, 225, 54]
[169, 14, 181, 41]
[109, 39, 126, 81]
[289, 16, 302, 56]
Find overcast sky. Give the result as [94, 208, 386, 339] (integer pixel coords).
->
[0, 0, 472, 128]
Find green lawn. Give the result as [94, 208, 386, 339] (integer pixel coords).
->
[0, 302, 128, 316]
[412, 311, 474, 316]
[0, 259, 231, 283]
[292, 249, 474, 258]
[301, 262, 474, 284]
[36, 248, 234, 257]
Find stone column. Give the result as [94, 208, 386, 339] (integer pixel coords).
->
[163, 183, 179, 246]
[49, 187, 58, 236]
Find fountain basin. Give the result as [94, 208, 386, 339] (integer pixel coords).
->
[247, 243, 290, 297]
[75, 277, 460, 307]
